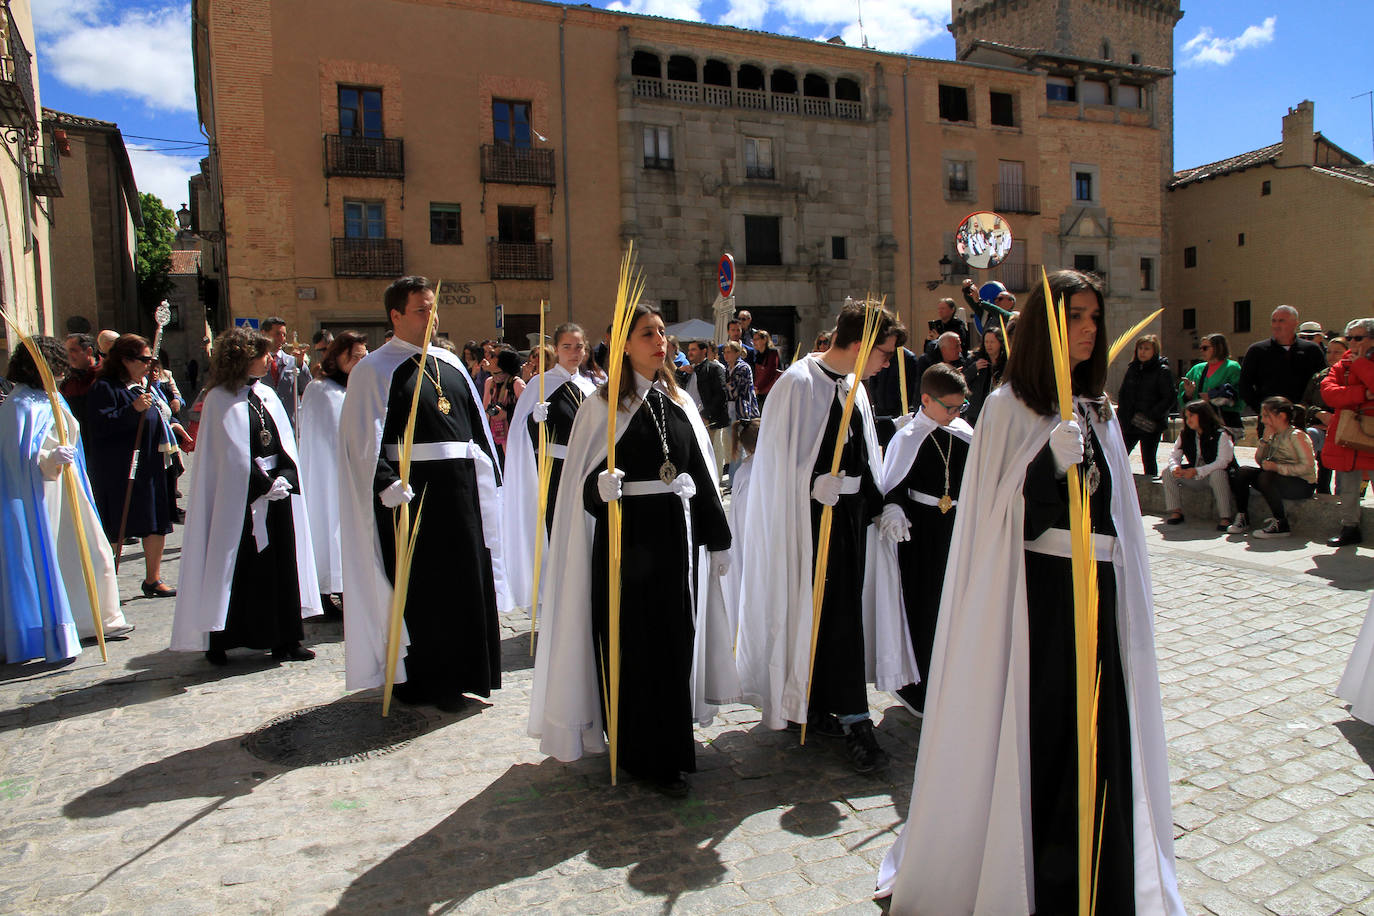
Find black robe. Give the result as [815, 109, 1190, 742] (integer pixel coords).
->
[527, 379, 586, 535]
[889, 426, 969, 711]
[1023, 417, 1135, 915]
[808, 365, 884, 718]
[374, 354, 502, 703]
[210, 390, 305, 653]
[582, 390, 730, 780]
[85, 378, 172, 541]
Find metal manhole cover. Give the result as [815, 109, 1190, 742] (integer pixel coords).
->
[244, 699, 429, 766]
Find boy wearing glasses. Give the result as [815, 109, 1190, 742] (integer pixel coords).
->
[873, 363, 973, 716]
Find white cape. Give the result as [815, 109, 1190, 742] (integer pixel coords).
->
[528, 377, 739, 762]
[501, 366, 596, 614]
[1337, 593, 1374, 723]
[337, 338, 514, 692]
[877, 386, 1182, 916]
[720, 453, 754, 643]
[170, 382, 322, 650]
[736, 354, 918, 730]
[298, 378, 346, 594]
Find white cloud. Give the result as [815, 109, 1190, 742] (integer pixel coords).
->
[606, 0, 705, 22]
[40, 3, 194, 113]
[127, 146, 199, 212]
[1181, 16, 1275, 66]
[32, 0, 105, 36]
[728, 0, 947, 52]
[721, 0, 769, 29]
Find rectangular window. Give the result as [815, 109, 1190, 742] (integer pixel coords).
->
[1261, 180, 1272, 196]
[659, 299, 680, 323]
[338, 87, 383, 138]
[1073, 253, 1098, 274]
[1182, 308, 1196, 331]
[744, 215, 782, 266]
[1183, 246, 1197, 268]
[429, 203, 462, 245]
[946, 160, 972, 197]
[1238, 232, 1245, 246]
[1081, 80, 1109, 105]
[832, 236, 847, 260]
[492, 99, 532, 148]
[989, 91, 1015, 127]
[1074, 171, 1093, 201]
[497, 205, 535, 244]
[343, 199, 385, 239]
[1234, 300, 1251, 334]
[1116, 84, 1142, 108]
[1139, 257, 1154, 291]
[643, 126, 672, 169]
[744, 137, 774, 180]
[938, 84, 970, 122]
[1046, 77, 1075, 103]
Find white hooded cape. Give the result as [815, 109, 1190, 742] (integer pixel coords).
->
[1337, 593, 1374, 723]
[527, 376, 739, 763]
[337, 338, 514, 692]
[877, 386, 1182, 916]
[298, 377, 346, 594]
[501, 365, 596, 614]
[170, 382, 322, 651]
[736, 354, 919, 730]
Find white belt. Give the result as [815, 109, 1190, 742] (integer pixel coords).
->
[256, 454, 279, 471]
[384, 441, 480, 462]
[620, 474, 697, 500]
[1025, 528, 1118, 563]
[544, 443, 568, 459]
[907, 489, 955, 509]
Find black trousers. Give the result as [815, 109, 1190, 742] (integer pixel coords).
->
[1121, 424, 1163, 476]
[1229, 467, 1315, 521]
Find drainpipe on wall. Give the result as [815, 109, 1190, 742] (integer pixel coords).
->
[559, 10, 574, 321]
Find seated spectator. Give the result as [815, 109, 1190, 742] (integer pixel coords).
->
[1179, 333, 1244, 434]
[1320, 319, 1374, 547]
[1301, 336, 1347, 495]
[1118, 334, 1176, 479]
[1227, 396, 1317, 539]
[1162, 400, 1236, 530]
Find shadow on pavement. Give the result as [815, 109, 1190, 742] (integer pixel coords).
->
[500, 631, 535, 672]
[1335, 717, 1374, 772]
[1308, 552, 1374, 592]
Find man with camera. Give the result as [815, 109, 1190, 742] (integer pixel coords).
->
[924, 298, 970, 356]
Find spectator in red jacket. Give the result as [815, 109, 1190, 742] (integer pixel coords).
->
[750, 329, 781, 407]
[1319, 318, 1374, 547]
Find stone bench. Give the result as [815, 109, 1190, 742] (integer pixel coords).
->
[1133, 474, 1370, 540]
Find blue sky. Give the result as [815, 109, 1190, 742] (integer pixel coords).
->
[32, 0, 1374, 211]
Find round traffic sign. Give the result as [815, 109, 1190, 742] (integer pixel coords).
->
[718, 253, 735, 298]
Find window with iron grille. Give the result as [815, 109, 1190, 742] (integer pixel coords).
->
[744, 137, 774, 180]
[430, 203, 462, 245]
[1073, 253, 1098, 274]
[832, 236, 847, 260]
[744, 216, 781, 266]
[938, 85, 970, 122]
[659, 299, 680, 323]
[1074, 171, 1093, 201]
[989, 91, 1015, 127]
[493, 99, 532, 148]
[344, 200, 385, 239]
[946, 160, 972, 197]
[1139, 257, 1154, 291]
[339, 87, 383, 138]
[643, 126, 672, 169]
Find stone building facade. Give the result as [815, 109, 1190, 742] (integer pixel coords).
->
[192, 0, 1179, 364]
[1165, 101, 1374, 367]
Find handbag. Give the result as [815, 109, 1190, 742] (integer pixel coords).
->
[1130, 412, 1160, 434]
[1335, 408, 1374, 453]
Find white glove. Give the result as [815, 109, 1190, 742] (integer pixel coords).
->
[1049, 419, 1085, 476]
[532, 402, 550, 423]
[811, 472, 845, 506]
[878, 503, 911, 543]
[38, 444, 78, 479]
[710, 550, 730, 576]
[266, 476, 292, 502]
[597, 469, 625, 503]
[379, 479, 415, 508]
[893, 413, 914, 432]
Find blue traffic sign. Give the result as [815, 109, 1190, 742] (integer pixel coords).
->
[234, 317, 259, 329]
[494, 304, 504, 330]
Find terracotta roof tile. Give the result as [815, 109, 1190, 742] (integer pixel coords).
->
[169, 249, 201, 274]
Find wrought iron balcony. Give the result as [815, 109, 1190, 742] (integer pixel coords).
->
[994, 183, 1040, 214]
[480, 144, 555, 186]
[331, 238, 403, 277]
[0, 10, 36, 135]
[324, 134, 404, 178]
[488, 240, 553, 280]
[28, 138, 61, 198]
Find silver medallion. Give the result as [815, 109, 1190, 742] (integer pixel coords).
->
[659, 460, 678, 486]
[1085, 461, 1101, 495]
[259, 428, 273, 448]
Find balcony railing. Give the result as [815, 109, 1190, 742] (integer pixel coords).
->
[27, 141, 61, 197]
[994, 183, 1040, 214]
[0, 10, 36, 134]
[488, 240, 553, 280]
[745, 164, 775, 180]
[324, 134, 404, 178]
[997, 262, 1041, 292]
[632, 78, 863, 121]
[480, 144, 556, 186]
[331, 238, 403, 277]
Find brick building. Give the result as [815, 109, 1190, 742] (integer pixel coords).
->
[191, 0, 1180, 363]
[1165, 100, 1374, 367]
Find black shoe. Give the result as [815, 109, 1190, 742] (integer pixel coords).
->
[895, 683, 925, 717]
[844, 720, 889, 774]
[271, 644, 316, 661]
[205, 648, 228, 666]
[141, 580, 176, 598]
[785, 712, 845, 738]
[391, 682, 428, 706]
[1328, 525, 1363, 547]
[171, 509, 186, 524]
[1165, 513, 1185, 526]
[434, 694, 469, 713]
[650, 772, 689, 798]
[320, 594, 344, 619]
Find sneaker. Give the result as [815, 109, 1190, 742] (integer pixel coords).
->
[1253, 519, 1291, 539]
[104, 624, 136, 639]
[843, 720, 890, 773]
[785, 712, 845, 739]
[894, 683, 925, 718]
[1225, 514, 1247, 534]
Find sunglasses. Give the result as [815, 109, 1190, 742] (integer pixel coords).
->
[1199, 345, 1212, 351]
[131, 354, 154, 363]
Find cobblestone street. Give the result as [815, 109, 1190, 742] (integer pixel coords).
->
[2, 515, 1373, 915]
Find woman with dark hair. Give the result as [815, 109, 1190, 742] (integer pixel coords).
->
[1118, 333, 1176, 479]
[966, 324, 1007, 425]
[530, 304, 734, 797]
[879, 270, 1182, 915]
[171, 326, 321, 665]
[298, 330, 368, 614]
[1162, 400, 1236, 530]
[1227, 396, 1317, 539]
[482, 346, 525, 467]
[750, 329, 781, 406]
[85, 333, 175, 597]
[1179, 332, 1244, 432]
[0, 338, 128, 662]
